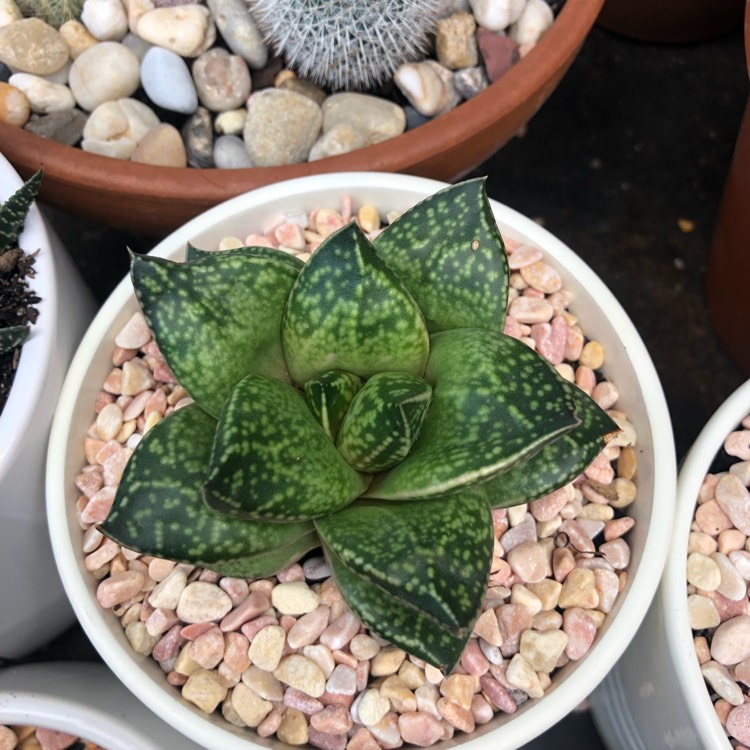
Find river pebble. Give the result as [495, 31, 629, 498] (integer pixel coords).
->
[76, 200, 637, 748]
[2, 0, 567, 169]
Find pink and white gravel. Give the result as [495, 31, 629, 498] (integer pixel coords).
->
[688, 412, 750, 750]
[73, 196, 639, 749]
[0, 724, 105, 750]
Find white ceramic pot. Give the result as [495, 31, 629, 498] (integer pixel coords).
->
[591, 378, 750, 750]
[0, 660, 205, 748]
[46, 173, 676, 750]
[0, 152, 96, 658]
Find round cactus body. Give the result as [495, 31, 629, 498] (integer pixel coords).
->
[250, 0, 445, 91]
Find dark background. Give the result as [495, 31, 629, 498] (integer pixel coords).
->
[15, 16, 750, 748]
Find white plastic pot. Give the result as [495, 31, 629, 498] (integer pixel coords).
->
[0, 661, 204, 748]
[46, 172, 676, 750]
[0, 152, 96, 658]
[591, 378, 750, 750]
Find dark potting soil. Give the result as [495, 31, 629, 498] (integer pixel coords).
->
[0, 246, 39, 414]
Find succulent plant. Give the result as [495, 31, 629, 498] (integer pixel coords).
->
[249, 0, 444, 91]
[17, 0, 82, 28]
[0, 169, 42, 356]
[102, 179, 617, 671]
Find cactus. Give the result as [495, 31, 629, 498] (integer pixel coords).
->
[102, 179, 618, 671]
[16, 0, 82, 27]
[249, 0, 444, 91]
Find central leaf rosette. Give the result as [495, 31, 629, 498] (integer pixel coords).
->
[102, 180, 617, 671]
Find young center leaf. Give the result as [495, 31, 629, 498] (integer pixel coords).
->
[304, 369, 363, 442]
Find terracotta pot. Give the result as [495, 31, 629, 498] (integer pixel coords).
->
[0, 152, 95, 658]
[46, 172, 676, 750]
[0, 0, 603, 237]
[597, 0, 744, 43]
[706, 2, 750, 375]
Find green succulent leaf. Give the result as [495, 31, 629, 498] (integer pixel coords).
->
[131, 251, 299, 418]
[336, 372, 433, 473]
[316, 490, 493, 671]
[204, 373, 369, 521]
[0, 169, 42, 254]
[366, 328, 579, 500]
[185, 242, 305, 271]
[373, 178, 508, 333]
[304, 369, 363, 441]
[281, 222, 430, 385]
[483, 377, 620, 507]
[102, 404, 319, 578]
[0, 325, 29, 355]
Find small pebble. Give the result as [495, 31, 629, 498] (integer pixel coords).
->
[141, 46, 198, 114]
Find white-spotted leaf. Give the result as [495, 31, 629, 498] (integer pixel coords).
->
[336, 371, 432, 473]
[102, 404, 320, 577]
[365, 329, 579, 500]
[281, 222, 430, 385]
[131, 251, 299, 419]
[373, 178, 508, 333]
[304, 369, 363, 441]
[316, 490, 493, 671]
[204, 374, 369, 521]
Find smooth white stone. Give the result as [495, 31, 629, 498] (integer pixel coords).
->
[0, 0, 22, 27]
[509, 0, 553, 45]
[81, 96, 159, 158]
[469, 0, 526, 31]
[81, 0, 129, 40]
[8, 73, 75, 113]
[68, 41, 140, 111]
[141, 46, 198, 114]
[136, 5, 215, 58]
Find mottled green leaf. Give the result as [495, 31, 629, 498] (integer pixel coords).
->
[373, 178, 508, 333]
[102, 404, 319, 578]
[304, 369, 363, 441]
[204, 374, 369, 521]
[483, 376, 620, 507]
[316, 491, 493, 671]
[0, 169, 42, 253]
[366, 329, 579, 500]
[0, 325, 29, 355]
[185, 242, 304, 271]
[336, 372, 432, 473]
[282, 222, 430, 385]
[131, 251, 299, 419]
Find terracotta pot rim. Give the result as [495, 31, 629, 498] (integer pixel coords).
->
[0, 0, 603, 203]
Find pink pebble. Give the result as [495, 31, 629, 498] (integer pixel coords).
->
[220, 589, 271, 632]
[346, 727, 381, 750]
[320, 611, 360, 650]
[575, 365, 596, 395]
[695, 500, 734, 535]
[530, 483, 574, 522]
[152, 623, 185, 662]
[240, 614, 279, 640]
[604, 516, 635, 541]
[310, 704, 353, 734]
[726, 431, 750, 460]
[584, 452, 615, 485]
[287, 606, 330, 650]
[562, 608, 597, 660]
[309, 728, 347, 750]
[96, 570, 144, 608]
[460, 638, 490, 676]
[284, 686, 324, 714]
[167, 670, 188, 686]
[478, 674, 517, 713]
[507, 244, 543, 270]
[223, 631, 251, 673]
[245, 232, 275, 248]
[36, 728, 78, 750]
[94, 390, 116, 413]
[180, 621, 214, 640]
[190, 624, 225, 669]
[727, 703, 750, 743]
[397, 711, 445, 747]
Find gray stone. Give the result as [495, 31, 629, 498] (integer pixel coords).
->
[24, 108, 88, 145]
[182, 106, 215, 167]
[214, 134, 253, 169]
[243, 88, 322, 167]
[321, 93, 405, 147]
[206, 0, 267, 68]
[453, 66, 489, 99]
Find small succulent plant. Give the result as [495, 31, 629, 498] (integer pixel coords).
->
[17, 0, 82, 28]
[0, 169, 42, 356]
[103, 179, 617, 671]
[249, 0, 444, 91]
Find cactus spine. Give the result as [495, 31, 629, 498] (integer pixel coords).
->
[250, 0, 444, 92]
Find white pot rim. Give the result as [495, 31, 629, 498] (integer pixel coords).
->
[47, 171, 677, 750]
[0, 152, 59, 478]
[659, 378, 750, 748]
